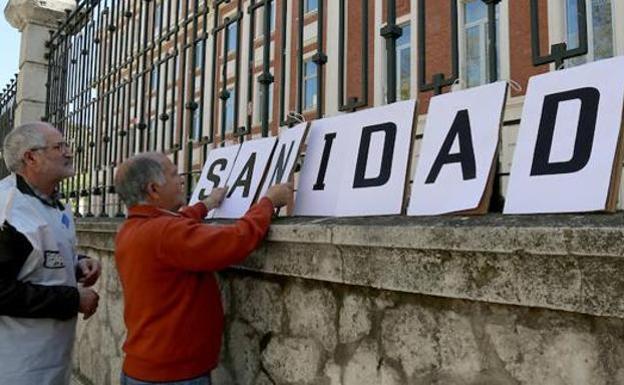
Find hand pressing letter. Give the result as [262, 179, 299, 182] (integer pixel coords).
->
[201, 187, 227, 210]
[264, 183, 294, 208]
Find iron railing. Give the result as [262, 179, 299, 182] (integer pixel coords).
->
[0, 75, 18, 179]
[43, 0, 591, 216]
[417, 0, 459, 95]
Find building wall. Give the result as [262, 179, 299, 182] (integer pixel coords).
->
[72, 215, 624, 385]
[508, 0, 549, 97]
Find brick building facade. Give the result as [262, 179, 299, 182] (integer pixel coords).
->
[20, 0, 624, 213]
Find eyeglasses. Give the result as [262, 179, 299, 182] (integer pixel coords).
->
[30, 141, 72, 154]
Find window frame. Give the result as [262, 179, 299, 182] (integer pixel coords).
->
[456, 0, 510, 90]
[193, 41, 204, 69]
[564, 0, 617, 64]
[255, 1, 276, 36]
[154, 2, 162, 35]
[224, 87, 236, 133]
[302, 58, 318, 111]
[150, 69, 158, 91]
[548, 0, 623, 68]
[149, 117, 157, 147]
[304, 0, 318, 15]
[226, 22, 238, 55]
[459, 0, 500, 88]
[395, 23, 412, 101]
[254, 76, 274, 124]
[192, 109, 201, 140]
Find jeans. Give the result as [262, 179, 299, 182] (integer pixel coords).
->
[120, 372, 212, 385]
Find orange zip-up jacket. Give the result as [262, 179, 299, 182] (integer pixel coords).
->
[114, 198, 274, 382]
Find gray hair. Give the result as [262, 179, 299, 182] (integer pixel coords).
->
[115, 152, 167, 207]
[2, 122, 49, 172]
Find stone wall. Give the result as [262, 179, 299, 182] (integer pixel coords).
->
[72, 215, 624, 385]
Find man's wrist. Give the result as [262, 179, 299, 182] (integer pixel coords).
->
[261, 196, 276, 210]
[263, 193, 275, 207]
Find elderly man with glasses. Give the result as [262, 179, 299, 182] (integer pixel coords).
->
[0, 122, 101, 385]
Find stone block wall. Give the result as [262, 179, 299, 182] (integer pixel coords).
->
[72, 246, 124, 385]
[72, 215, 624, 385]
[215, 272, 624, 385]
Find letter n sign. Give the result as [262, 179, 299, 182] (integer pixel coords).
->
[257, 122, 309, 199]
[408, 81, 508, 215]
[504, 56, 624, 214]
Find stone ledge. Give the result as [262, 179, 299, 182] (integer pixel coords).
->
[76, 214, 624, 319]
[5, 0, 76, 30]
[262, 214, 624, 257]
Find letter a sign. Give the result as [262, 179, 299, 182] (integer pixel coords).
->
[213, 137, 278, 218]
[504, 56, 624, 214]
[408, 81, 507, 215]
[189, 144, 241, 218]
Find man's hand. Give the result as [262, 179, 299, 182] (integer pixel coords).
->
[78, 287, 99, 320]
[202, 187, 227, 210]
[264, 183, 294, 208]
[77, 257, 101, 287]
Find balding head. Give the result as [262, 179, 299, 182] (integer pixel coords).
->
[2, 122, 55, 172]
[115, 152, 169, 207]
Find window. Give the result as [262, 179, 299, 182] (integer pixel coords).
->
[167, 57, 176, 80]
[396, 24, 411, 101]
[256, 1, 276, 35]
[165, 110, 174, 148]
[178, 0, 185, 21]
[227, 22, 237, 54]
[193, 41, 204, 69]
[178, 0, 199, 20]
[151, 69, 158, 91]
[149, 118, 156, 149]
[225, 88, 236, 132]
[303, 59, 317, 111]
[255, 80, 274, 124]
[304, 0, 318, 14]
[192, 110, 201, 139]
[462, 0, 500, 88]
[154, 2, 162, 34]
[565, 0, 615, 66]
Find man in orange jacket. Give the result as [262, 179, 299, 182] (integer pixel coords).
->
[114, 152, 293, 385]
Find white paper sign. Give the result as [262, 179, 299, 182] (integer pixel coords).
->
[213, 137, 278, 218]
[408, 81, 508, 215]
[257, 122, 309, 199]
[293, 118, 348, 216]
[295, 99, 416, 216]
[504, 56, 624, 214]
[189, 144, 241, 218]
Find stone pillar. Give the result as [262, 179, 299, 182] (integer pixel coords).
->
[4, 0, 75, 125]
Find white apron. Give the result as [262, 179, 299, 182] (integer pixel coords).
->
[0, 174, 78, 385]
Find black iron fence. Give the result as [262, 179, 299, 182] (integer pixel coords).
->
[43, 0, 590, 216]
[0, 75, 18, 179]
